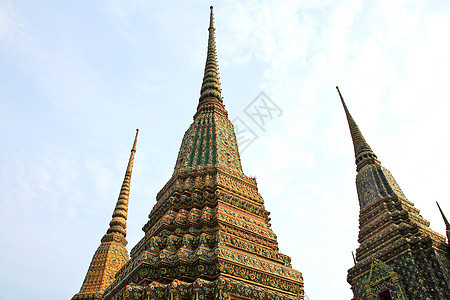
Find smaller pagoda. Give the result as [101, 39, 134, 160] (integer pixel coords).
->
[337, 87, 450, 299]
[72, 129, 139, 300]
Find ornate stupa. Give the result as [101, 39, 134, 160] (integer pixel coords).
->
[74, 7, 304, 300]
[73, 129, 139, 300]
[337, 87, 450, 299]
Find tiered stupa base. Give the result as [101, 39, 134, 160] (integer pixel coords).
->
[115, 276, 301, 300]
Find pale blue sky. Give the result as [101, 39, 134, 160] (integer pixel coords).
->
[1, 1, 450, 299]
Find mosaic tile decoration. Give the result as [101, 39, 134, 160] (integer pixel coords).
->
[100, 7, 303, 300]
[73, 130, 139, 300]
[338, 88, 450, 299]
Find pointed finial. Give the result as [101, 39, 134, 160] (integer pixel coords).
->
[106, 130, 139, 240]
[436, 202, 450, 243]
[198, 6, 222, 105]
[132, 129, 139, 152]
[336, 86, 380, 172]
[351, 251, 357, 265]
[209, 6, 214, 30]
[336, 86, 349, 113]
[437, 202, 450, 227]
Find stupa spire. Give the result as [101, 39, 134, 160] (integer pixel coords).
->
[72, 130, 139, 300]
[437, 202, 450, 242]
[172, 6, 243, 174]
[336, 86, 380, 171]
[342, 89, 450, 299]
[198, 6, 222, 105]
[106, 129, 139, 238]
[102, 9, 304, 299]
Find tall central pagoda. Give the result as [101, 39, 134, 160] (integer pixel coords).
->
[101, 7, 304, 300]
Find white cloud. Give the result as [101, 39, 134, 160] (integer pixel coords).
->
[0, 0, 26, 47]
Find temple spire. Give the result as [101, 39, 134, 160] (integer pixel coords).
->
[73, 130, 138, 300]
[198, 6, 222, 105]
[172, 6, 242, 175]
[106, 129, 139, 239]
[437, 202, 450, 242]
[336, 86, 380, 171]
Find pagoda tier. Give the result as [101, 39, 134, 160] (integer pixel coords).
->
[102, 7, 303, 300]
[337, 87, 450, 300]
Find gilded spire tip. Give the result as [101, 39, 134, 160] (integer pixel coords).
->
[106, 131, 139, 239]
[209, 6, 215, 30]
[337, 86, 379, 171]
[132, 129, 139, 152]
[198, 5, 222, 105]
